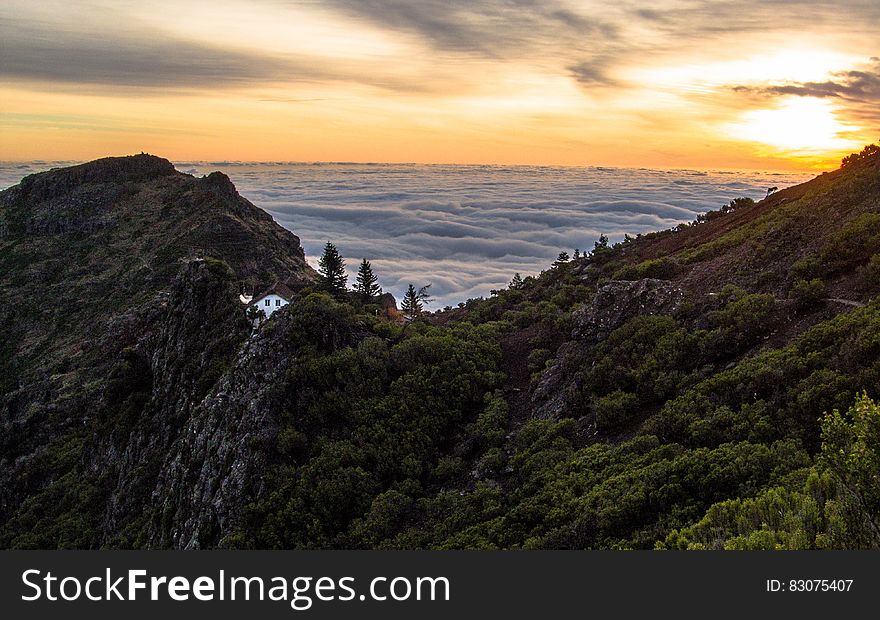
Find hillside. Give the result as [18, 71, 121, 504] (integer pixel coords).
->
[1, 147, 878, 549]
[0, 155, 316, 547]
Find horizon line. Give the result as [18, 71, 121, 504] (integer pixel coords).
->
[0, 156, 822, 177]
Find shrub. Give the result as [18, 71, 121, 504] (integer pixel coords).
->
[707, 292, 776, 352]
[841, 143, 879, 167]
[863, 254, 880, 288]
[820, 213, 880, 270]
[790, 278, 826, 308]
[595, 390, 640, 430]
[792, 256, 821, 280]
[527, 348, 552, 374]
[613, 257, 678, 281]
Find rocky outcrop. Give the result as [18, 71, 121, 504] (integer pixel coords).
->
[92, 259, 251, 544]
[149, 307, 299, 548]
[572, 279, 684, 342]
[531, 279, 683, 420]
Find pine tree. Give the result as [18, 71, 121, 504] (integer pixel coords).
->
[318, 241, 347, 297]
[401, 283, 433, 319]
[509, 273, 524, 290]
[355, 258, 382, 302]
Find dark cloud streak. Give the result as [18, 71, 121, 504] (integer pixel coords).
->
[318, 0, 617, 57]
[0, 17, 296, 88]
[731, 60, 880, 125]
[0, 16, 442, 93]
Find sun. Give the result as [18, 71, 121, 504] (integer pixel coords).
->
[725, 96, 862, 157]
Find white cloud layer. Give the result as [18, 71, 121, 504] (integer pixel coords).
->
[0, 161, 810, 306]
[181, 163, 810, 306]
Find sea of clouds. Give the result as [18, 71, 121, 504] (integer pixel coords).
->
[0, 161, 810, 307]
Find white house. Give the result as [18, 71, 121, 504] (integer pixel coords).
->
[247, 282, 295, 318]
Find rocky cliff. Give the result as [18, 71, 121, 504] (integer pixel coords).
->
[0, 155, 316, 547]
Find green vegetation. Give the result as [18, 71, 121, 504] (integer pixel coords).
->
[318, 241, 348, 297]
[790, 278, 825, 307]
[2, 147, 879, 550]
[661, 394, 880, 549]
[400, 284, 433, 319]
[820, 213, 880, 272]
[240, 297, 505, 548]
[841, 143, 879, 168]
[355, 258, 382, 302]
[613, 257, 678, 280]
[224, 289, 880, 549]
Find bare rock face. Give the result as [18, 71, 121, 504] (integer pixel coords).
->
[91, 259, 252, 545]
[573, 279, 684, 342]
[531, 279, 683, 421]
[149, 307, 298, 549]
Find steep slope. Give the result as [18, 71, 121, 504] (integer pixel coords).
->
[522, 148, 879, 431]
[615, 147, 880, 302]
[0, 155, 316, 547]
[0, 153, 312, 367]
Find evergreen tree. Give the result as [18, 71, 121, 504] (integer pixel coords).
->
[555, 251, 570, 266]
[590, 234, 611, 259]
[573, 248, 581, 259]
[509, 273, 524, 290]
[355, 258, 382, 301]
[401, 283, 433, 319]
[318, 241, 347, 297]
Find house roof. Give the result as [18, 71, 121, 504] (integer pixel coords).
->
[250, 282, 296, 304]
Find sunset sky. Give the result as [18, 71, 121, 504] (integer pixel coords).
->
[1, 0, 878, 169]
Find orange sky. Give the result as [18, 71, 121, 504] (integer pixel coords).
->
[1, 1, 878, 170]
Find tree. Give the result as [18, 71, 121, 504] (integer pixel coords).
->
[355, 258, 382, 302]
[555, 251, 570, 265]
[319, 241, 347, 297]
[594, 234, 609, 250]
[401, 284, 433, 319]
[819, 393, 880, 547]
[721, 197, 755, 214]
[841, 143, 879, 168]
[573, 248, 581, 259]
[509, 273, 524, 290]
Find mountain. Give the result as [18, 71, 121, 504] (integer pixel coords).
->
[0, 154, 315, 547]
[1, 146, 878, 549]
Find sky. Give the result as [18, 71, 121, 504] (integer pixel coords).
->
[1, 0, 878, 169]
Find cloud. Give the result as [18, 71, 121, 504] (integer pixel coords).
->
[138, 162, 810, 306]
[730, 59, 880, 124]
[0, 17, 294, 89]
[318, 0, 617, 57]
[0, 14, 444, 94]
[568, 60, 616, 87]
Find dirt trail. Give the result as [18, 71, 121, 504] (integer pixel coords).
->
[499, 325, 539, 431]
[826, 298, 866, 308]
